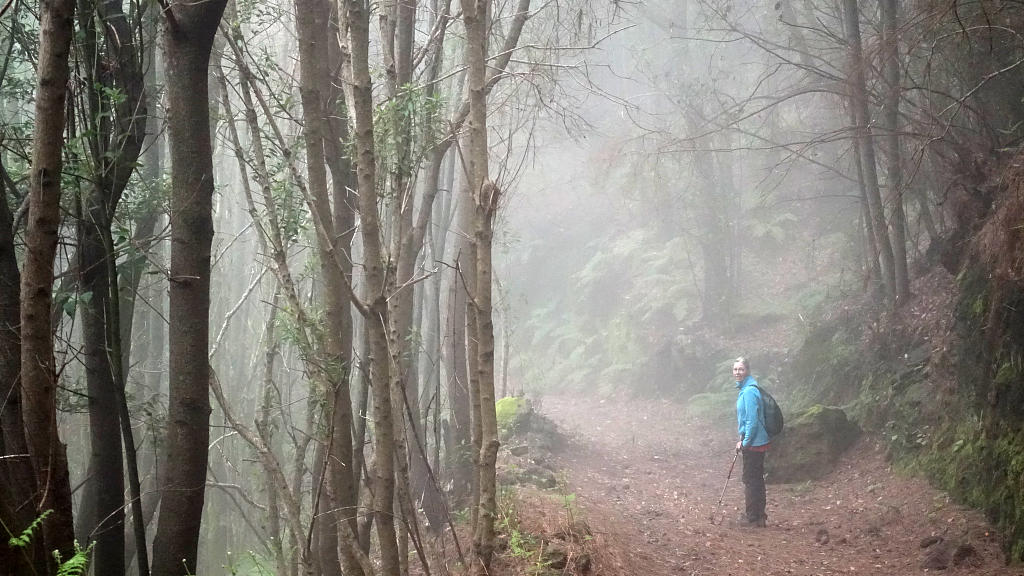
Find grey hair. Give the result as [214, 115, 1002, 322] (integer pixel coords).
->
[734, 356, 750, 371]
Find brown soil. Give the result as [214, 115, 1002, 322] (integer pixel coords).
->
[533, 395, 1022, 576]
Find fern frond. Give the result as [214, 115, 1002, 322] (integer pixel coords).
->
[53, 541, 93, 576]
[8, 509, 51, 549]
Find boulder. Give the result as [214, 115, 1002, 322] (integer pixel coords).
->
[922, 538, 953, 570]
[496, 396, 533, 440]
[542, 540, 569, 570]
[509, 444, 530, 457]
[765, 405, 860, 484]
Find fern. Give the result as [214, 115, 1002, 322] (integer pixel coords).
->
[8, 509, 51, 549]
[53, 541, 93, 576]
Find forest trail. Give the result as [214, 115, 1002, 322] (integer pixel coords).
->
[537, 395, 1019, 576]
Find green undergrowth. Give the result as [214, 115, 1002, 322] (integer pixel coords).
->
[787, 316, 873, 410]
[496, 483, 589, 576]
[683, 391, 734, 423]
[7, 510, 94, 576]
[223, 550, 276, 575]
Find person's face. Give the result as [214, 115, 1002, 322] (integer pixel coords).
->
[733, 362, 748, 382]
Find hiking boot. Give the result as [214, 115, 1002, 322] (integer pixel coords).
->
[736, 515, 766, 528]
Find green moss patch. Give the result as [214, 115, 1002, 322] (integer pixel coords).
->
[766, 405, 860, 484]
[496, 396, 532, 440]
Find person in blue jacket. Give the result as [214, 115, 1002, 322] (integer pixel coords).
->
[733, 356, 769, 527]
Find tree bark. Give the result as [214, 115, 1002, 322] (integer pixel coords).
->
[20, 0, 77, 565]
[459, 0, 502, 570]
[77, 182, 126, 576]
[125, 9, 166, 569]
[0, 159, 44, 576]
[342, 0, 401, 570]
[843, 0, 896, 303]
[322, 16, 364, 573]
[74, 0, 149, 570]
[445, 225, 474, 506]
[452, 159, 482, 530]
[293, 1, 362, 573]
[151, 2, 227, 575]
[880, 0, 910, 303]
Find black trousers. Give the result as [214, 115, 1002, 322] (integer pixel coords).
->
[742, 449, 766, 522]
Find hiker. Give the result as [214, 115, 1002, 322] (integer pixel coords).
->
[733, 356, 769, 527]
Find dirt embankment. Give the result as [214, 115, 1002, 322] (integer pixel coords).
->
[534, 395, 1018, 576]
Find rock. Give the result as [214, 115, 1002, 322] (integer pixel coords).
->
[952, 542, 979, 567]
[527, 430, 558, 453]
[497, 469, 517, 486]
[815, 528, 830, 545]
[576, 551, 592, 573]
[496, 396, 533, 440]
[922, 538, 952, 570]
[494, 533, 509, 553]
[765, 405, 861, 484]
[509, 444, 529, 456]
[920, 535, 943, 549]
[524, 465, 557, 489]
[543, 540, 569, 570]
[560, 518, 592, 542]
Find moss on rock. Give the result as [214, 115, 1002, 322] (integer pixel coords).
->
[496, 396, 532, 441]
[765, 404, 860, 484]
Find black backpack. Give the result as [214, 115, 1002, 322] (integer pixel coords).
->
[754, 385, 784, 439]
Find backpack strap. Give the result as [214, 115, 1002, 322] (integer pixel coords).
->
[750, 384, 766, 431]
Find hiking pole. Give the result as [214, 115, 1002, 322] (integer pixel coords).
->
[710, 450, 740, 525]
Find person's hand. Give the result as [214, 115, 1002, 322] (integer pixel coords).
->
[735, 440, 743, 453]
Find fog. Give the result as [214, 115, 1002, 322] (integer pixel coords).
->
[501, 0, 864, 398]
[2, 0, 1018, 573]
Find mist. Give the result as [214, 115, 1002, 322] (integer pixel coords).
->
[3, 0, 1024, 574]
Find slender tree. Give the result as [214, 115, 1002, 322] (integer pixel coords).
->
[73, 0, 149, 571]
[843, 0, 896, 302]
[150, 1, 228, 574]
[20, 0, 78, 567]
[1, 166, 44, 575]
[460, 0, 501, 570]
[341, 0, 402, 569]
[293, 0, 363, 572]
[880, 0, 910, 303]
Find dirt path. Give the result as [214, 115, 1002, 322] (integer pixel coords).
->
[539, 395, 1019, 576]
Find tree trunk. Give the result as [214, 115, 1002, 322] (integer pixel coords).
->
[453, 163, 482, 531]
[445, 227, 474, 506]
[293, 0, 362, 573]
[125, 9, 166, 569]
[0, 160, 44, 576]
[459, 0, 502, 570]
[880, 0, 910, 303]
[74, 0, 150, 569]
[257, 289, 289, 576]
[843, 0, 896, 303]
[430, 150, 457, 488]
[323, 15, 362, 558]
[20, 0, 77, 565]
[77, 181, 126, 576]
[342, 0, 401, 571]
[846, 101, 883, 293]
[151, 3, 227, 575]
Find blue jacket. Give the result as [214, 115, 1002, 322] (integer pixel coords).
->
[736, 375, 770, 448]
